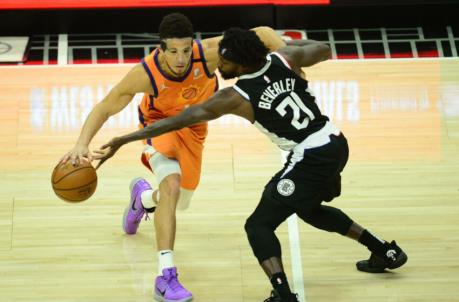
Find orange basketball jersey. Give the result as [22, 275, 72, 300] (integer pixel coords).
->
[139, 40, 218, 122]
[138, 40, 218, 190]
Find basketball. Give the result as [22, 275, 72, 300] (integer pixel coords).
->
[51, 160, 97, 202]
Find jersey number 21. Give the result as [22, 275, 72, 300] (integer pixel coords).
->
[275, 91, 315, 130]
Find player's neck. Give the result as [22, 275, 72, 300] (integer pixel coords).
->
[245, 62, 265, 75]
[242, 61, 266, 74]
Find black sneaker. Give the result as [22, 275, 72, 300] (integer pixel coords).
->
[264, 290, 299, 302]
[356, 240, 408, 273]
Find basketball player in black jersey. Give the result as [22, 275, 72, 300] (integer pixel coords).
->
[95, 28, 408, 302]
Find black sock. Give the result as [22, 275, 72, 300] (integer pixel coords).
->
[358, 229, 387, 254]
[270, 272, 292, 300]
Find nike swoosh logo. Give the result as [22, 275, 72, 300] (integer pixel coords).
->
[157, 287, 166, 296]
[131, 198, 137, 211]
[160, 252, 171, 255]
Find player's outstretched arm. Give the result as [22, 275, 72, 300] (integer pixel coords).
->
[285, 39, 325, 47]
[60, 64, 151, 165]
[202, 26, 286, 73]
[251, 26, 287, 52]
[279, 42, 331, 69]
[94, 88, 251, 168]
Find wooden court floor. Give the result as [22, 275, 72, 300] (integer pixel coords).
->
[0, 59, 458, 302]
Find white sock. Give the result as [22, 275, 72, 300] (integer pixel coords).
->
[158, 250, 174, 275]
[140, 190, 156, 209]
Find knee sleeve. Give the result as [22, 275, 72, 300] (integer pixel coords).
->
[299, 205, 353, 235]
[244, 215, 282, 263]
[144, 145, 181, 186]
[244, 185, 295, 263]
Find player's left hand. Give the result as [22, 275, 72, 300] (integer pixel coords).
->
[93, 137, 124, 169]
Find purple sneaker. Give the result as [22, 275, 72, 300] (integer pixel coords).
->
[122, 177, 152, 234]
[154, 267, 193, 302]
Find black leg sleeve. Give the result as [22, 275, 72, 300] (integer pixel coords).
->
[245, 184, 295, 263]
[298, 204, 354, 236]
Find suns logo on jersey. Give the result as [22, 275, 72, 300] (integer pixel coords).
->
[180, 85, 199, 100]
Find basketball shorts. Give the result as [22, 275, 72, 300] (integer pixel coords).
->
[139, 121, 207, 191]
[267, 133, 349, 214]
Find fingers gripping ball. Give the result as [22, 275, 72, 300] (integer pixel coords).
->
[51, 160, 97, 202]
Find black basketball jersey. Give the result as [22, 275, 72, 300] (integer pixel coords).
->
[233, 52, 329, 151]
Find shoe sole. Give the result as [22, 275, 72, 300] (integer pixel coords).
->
[357, 251, 408, 273]
[154, 292, 193, 302]
[122, 177, 145, 234]
[122, 206, 132, 234]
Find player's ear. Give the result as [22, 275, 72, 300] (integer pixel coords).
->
[160, 41, 167, 52]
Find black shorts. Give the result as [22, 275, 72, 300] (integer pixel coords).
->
[266, 133, 349, 214]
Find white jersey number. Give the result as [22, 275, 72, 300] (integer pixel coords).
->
[275, 92, 315, 130]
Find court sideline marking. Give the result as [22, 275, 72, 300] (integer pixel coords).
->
[282, 150, 306, 302]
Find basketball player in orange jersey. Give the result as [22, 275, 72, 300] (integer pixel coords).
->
[60, 13, 286, 302]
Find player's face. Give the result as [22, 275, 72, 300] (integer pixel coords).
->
[217, 56, 241, 80]
[162, 38, 193, 75]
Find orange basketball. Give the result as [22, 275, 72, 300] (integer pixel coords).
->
[51, 160, 97, 202]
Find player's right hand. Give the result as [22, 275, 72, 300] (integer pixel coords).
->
[60, 144, 93, 166]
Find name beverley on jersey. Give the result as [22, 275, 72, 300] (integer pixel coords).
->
[259, 78, 296, 110]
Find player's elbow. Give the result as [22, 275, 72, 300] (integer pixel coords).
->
[301, 43, 331, 67]
[177, 106, 210, 128]
[90, 102, 111, 122]
[195, 110, 220, 124]
[195, 109, 220, 124]
[101, 87, 133, 117]
[318, 43, 331, 61]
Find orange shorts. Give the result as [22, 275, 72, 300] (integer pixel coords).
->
[140, 122, 207, 190]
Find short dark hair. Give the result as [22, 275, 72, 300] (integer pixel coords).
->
[219, 27, 269, 68]
[159, 13, 194, 41]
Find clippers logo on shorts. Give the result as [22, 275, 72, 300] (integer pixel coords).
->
[277, 179, 295, 196]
